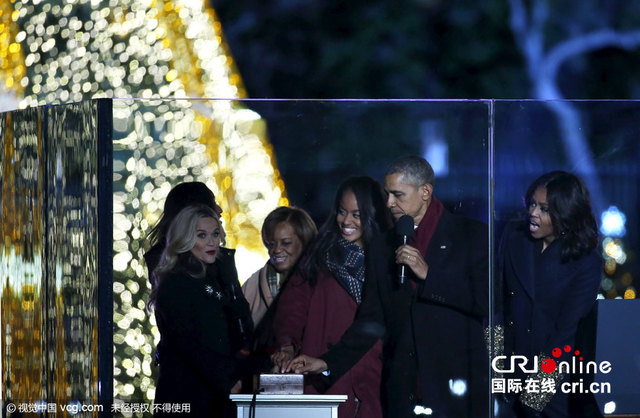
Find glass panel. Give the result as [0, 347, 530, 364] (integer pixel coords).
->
[492, 100, 640, 417]
[0, 106, 45, 406]
[245, 100, 490, 221]
[0, 101, 107, 415]
[45, 101, 102, 407]
[112, 98, 491, 414]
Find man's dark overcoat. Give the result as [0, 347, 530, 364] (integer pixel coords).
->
[322, 208, 489, 418]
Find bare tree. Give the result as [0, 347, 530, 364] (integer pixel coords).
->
[508, 0, 640, 214]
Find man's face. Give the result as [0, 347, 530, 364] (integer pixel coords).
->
[384, 172, 431, 225]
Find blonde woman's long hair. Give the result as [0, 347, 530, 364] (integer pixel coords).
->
[147, 205, 224, 309]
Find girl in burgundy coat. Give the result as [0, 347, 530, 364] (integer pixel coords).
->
[273, 176, 393, 418]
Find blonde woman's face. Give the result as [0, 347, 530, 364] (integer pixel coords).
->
[190, 217, 221, 264]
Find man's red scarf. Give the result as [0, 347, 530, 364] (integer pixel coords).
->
[409, 196, 444, 258]
[408, 196, 444, 397]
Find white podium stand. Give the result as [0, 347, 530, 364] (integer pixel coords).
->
[230, 394, 348, 418]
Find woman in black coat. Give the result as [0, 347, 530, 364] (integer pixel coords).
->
[148, 205, 256, 417]
[498, 171, 602, 418]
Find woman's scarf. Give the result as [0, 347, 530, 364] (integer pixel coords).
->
[325, 237, 366, 304]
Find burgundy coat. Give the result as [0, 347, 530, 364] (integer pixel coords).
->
[274, 268, 383, 418]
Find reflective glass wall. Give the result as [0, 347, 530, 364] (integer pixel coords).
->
[1, 100, 112, 415]
[1, 106, 44, 408]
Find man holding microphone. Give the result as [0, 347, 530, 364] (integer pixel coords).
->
[281, 156, 489, 418]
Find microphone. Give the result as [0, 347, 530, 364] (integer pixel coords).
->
[395, 215, 415, 285]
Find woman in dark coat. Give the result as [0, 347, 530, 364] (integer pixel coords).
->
[498, 171, 602, 417]
[148, 205, 256, 417]
[272, 176, 393, 418]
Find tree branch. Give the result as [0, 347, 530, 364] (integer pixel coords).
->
[509, 0, 548, 84]
[542, 29, 640, 81]
[508, 0, 528, 50]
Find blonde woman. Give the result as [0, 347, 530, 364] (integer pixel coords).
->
[149, 205, 258, 417]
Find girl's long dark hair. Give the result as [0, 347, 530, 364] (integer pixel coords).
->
[300, 176, 393, 286]
[525, 171, 598, 262]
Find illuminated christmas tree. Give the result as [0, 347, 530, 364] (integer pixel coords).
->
[1, 0, 286, 404]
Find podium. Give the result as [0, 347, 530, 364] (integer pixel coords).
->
[230, 394, 348, 418]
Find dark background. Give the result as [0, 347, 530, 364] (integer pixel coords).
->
[212, 0, 640, 100]
[211, 0, 640, 215]
[211, 0, 640, 303]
